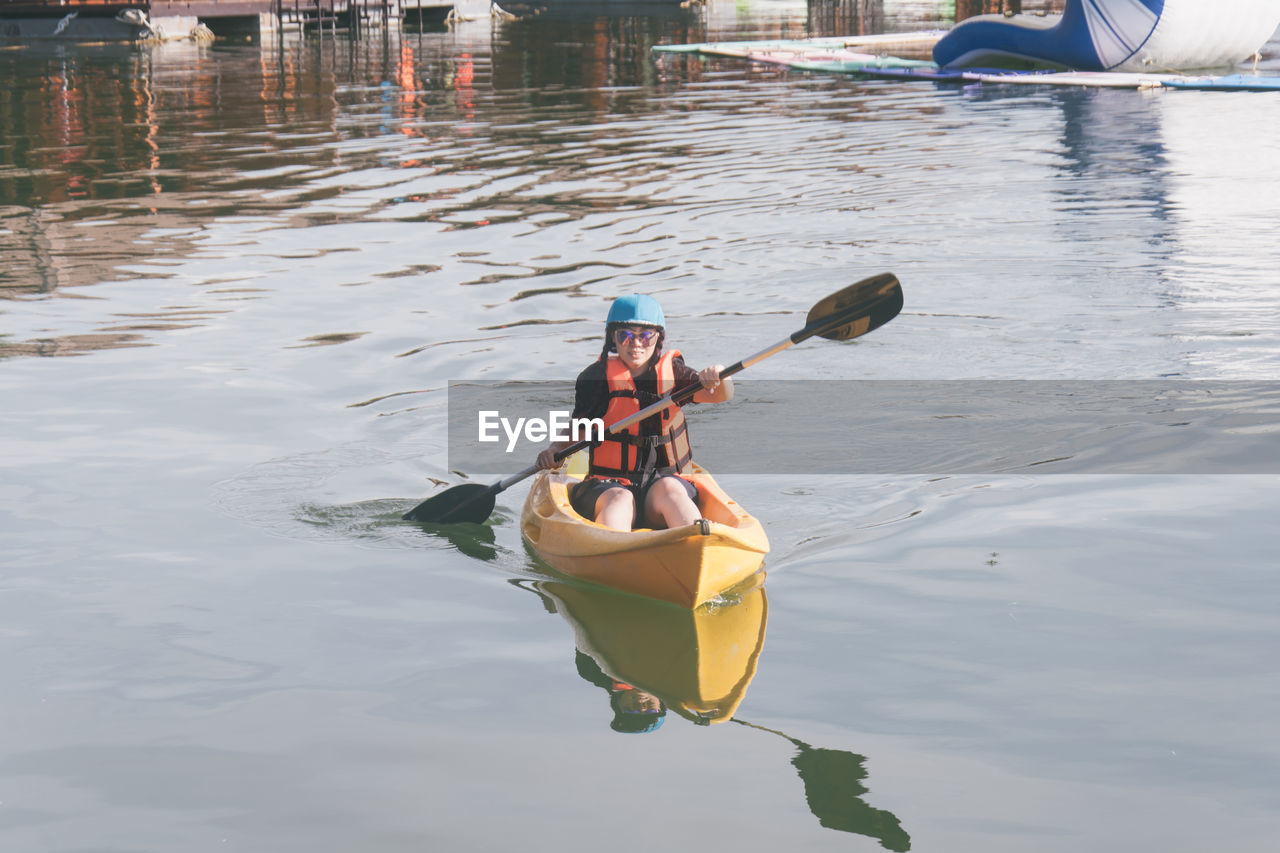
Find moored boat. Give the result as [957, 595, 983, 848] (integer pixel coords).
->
[0, 2, 157, 40]
[520, 457, 769, 609]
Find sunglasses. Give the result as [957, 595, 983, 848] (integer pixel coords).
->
[614, 328, 659, 346]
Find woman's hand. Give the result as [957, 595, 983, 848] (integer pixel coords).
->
[536, 444, 566, 470]
[698, 364, 724, 390]
[694, 364, 732, 403]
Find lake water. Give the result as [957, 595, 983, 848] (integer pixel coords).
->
[3, 2, 1280, 851]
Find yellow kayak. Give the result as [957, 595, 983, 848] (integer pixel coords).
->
[520, 456, 770, 609]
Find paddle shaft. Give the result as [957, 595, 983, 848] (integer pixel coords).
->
[499, 301, 861, 489]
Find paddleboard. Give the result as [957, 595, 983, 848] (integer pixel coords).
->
[745, 51, 935, 73]
[964, 70, 1180, 89]
[791, 64, 974, 81]
[963, 70, 1280, 91]
[1159, 73, 1280, 91]
[651, 31, 947, 57]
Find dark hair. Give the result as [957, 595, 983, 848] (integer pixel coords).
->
[601, 322, 665, 367]
[608, 690, 667, 733]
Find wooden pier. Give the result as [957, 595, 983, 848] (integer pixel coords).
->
[0, 0, 455, 41]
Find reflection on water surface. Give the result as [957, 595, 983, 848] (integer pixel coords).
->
[525, 575, 910, 849]
[530, 576, 768, 725]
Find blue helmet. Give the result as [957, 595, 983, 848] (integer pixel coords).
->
[606, 294, 665, 328]
[611, 710, 666, 734]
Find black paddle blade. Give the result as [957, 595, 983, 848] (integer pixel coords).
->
[805, 273, 903, 342]
[402, 483, 497, 524]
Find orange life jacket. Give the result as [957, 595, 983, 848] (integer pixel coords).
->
[588, 350, 693, 484]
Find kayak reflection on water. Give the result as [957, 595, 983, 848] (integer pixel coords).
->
[515, 574, 768, 729]
[513, 577, 909, 847]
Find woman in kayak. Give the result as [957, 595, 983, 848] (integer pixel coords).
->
[535, 294, 731, 531]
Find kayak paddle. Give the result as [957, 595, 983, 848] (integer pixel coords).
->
[403, 272, 903, 524]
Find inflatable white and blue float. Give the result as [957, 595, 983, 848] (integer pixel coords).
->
[652, 9, 1280, 91]
[932, 0, 1280, 72]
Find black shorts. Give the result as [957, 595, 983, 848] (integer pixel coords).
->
[569, 475, 698, 527]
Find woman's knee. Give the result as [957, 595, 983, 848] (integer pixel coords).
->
[648, 477, 687, 501]
[645, 477, 697, 515]
[594, 486, 636, 517]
